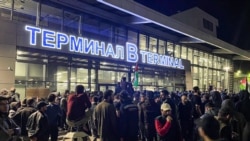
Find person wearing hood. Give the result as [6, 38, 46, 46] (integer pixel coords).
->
[221, 99, 246, 141]
[235, 90, 250, 141]
[118, 90, 139, 141]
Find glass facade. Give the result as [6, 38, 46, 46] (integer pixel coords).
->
[0, 0, 233, 92]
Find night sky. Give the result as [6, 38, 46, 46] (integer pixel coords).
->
[134, 0, 250, 50]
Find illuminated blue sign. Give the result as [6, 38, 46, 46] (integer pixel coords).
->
[25, 25, 184, 69]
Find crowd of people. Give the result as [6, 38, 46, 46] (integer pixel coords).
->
[1, 84, 250, 141]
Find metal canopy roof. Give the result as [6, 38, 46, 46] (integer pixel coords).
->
[95, 0, 250, 60]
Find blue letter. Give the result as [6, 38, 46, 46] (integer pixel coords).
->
[105, 43, 115, 58]
[153, 53, 159, 65]
[25, 25, 41, 46]
[69, 35, 83, 53]
[95, 41, 106, 56]
[126, 42, 138, 63]
[56, 32, 69, 49]
[83, 39, 95, 54]
[140, 51, 148, 63]
[114, 45, 124, 59]
[168, 57, 174, 67]
[174, 58, 179, 68]
[42, 29, 56, 48]
[158, 55, 166, 66]
[147, 52, 154, 64]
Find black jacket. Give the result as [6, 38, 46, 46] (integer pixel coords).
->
[141, 100, 161, 138]
[119, 101, 139, 139]
[12, 106, 36, 136]
[26, 111, 49, 141]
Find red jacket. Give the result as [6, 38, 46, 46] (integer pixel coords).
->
[67, 93, 91, 121]
[155, 115, 182, 141]
[155, 116, 171, 136]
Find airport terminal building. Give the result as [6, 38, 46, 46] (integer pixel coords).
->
[0, 0, 249, 98]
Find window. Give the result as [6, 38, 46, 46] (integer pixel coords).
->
[181, 46, 187, 59]
[208, 55, 213, 68]
[203, 18, 213, 31]
[199, 68, 205, 90]
[149, 37, 157, 53]
[174, 44, 180, 58]
[158, 39, 166, 55]
[41, 4, 62, 30]
[128, 30, 137, 44]
[193, 50, 199, 65]
[188, 48, 193, 63]
[139, 34, 147, 51]
[193, 67, 198, 79]
[167, 41, 174, 56]
[115, 26, 127, 45]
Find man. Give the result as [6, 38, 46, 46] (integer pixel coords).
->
[201, 94, 210, 115]
[93, 90, 118, 141]
[67, 85, 91, 128]
[0, 89, 21, 141]
[88, 95, 99, 141]
[236, 90, 250, 141]
[216, 107, 233, 141]
[138, 92, 146, 141]
[221, 99, 246, 141]
[46, 93, 62, 141]
[141, 91, 161, 141]
[155, 103, 181, 141]
[13, 97, 36, 141]
[26, 101, 49, 141]
[60, 90, 69, 130]
[119, 90, 139, 141]
[191, 86, 202, 119]
[160, 90, 177, 118]
[9, 87, 20, 102]
[197, 116, 221, 141]
[200, 102, 217, 119]
[178, 94, 193, 141]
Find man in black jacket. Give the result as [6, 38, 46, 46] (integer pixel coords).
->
[119, 90, 139, 141]
[13, 98, 36, 141]
[178, 94, 193, 141]
[160, 90, 177, 118]
[141, 91, 161, 141]
[26, 101, 49, 141]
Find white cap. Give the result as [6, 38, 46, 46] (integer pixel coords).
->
[161, 103, 171, 111]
